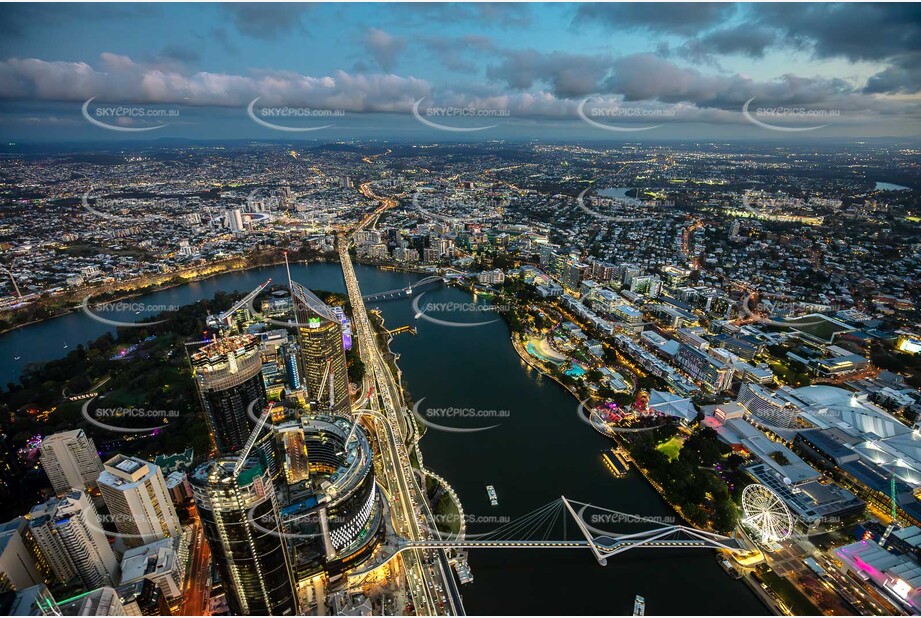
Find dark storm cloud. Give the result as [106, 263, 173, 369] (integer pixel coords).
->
[362, 28, 407, 73]
[486, 49, 612, 98]
[744, 3, 921, 95]
[222, 3, 310, 40]
[696, 25, 776, 58]
[674, 40, 723, 68]
[573, 2, 737, 36]
[864, 52, 921, 95]
[674, 24, 776, 67]
[573, 3, 921, 95]
[752, 3, 921, 63]
[0, 4, 155, 38]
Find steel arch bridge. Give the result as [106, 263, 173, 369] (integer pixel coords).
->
[363, 275, 445, 302]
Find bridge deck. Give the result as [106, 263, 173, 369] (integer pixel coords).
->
[402, 538, 741, 550]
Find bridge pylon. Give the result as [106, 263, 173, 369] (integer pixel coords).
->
[561, 495, 607, 565]
[562, 496, 743, 565]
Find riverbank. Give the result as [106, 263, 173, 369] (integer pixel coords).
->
[0, 250, 338, 336]
[511, 333, 585, 400]
[510, 328, 733, 535]
[507, 320, 780, 614]
[0, 254, 441, 337]
[0, 258, 250, 335]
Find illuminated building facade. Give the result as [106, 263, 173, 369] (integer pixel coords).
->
[291, 283, 350, 415]
[28, 491, 119, 588]
[38, 430, 104, 496]
[190, 335, 278, 479]
[280, 428, 310, 484]
[97, 455, 181, 548]
[191, 335, 267, 453]
[0, 518, 44, 592]
[276, 415, 383, 579]
[675, 344, 733, 393]
[737, 382, 800, 428]
[189, 457, 297, 616]
[836, 540, 921, 612]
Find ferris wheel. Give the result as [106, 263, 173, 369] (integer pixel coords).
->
[741, 483, 794, 543]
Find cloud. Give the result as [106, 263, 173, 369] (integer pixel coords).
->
[752, 3, 921, 63]
[0, 50, 916, 131]
[0, 4, 155, 38]
[864, 52, 921, 95]
[362, 28, 407, 72]
[573, 2, 737, 36]
[0, 55, 430, 112]
[471, 3, 532, 28]
[572, 3, 921, 95]
[157, 45, 201, 65]
[486, 49, 612, 98]
[422, 35, 496, 73]
[393, 3, 531, 29]
[601, 53, 860, 110]
[686, 25, 776, 61]
[480, 48, 917, 120]
[222, 3, 310, 40]
[741, 4, 921, 95]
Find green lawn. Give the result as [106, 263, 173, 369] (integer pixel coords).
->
[656, 436, 685, 462]
[778, 314, 852, 342]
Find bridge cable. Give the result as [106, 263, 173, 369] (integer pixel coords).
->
[482, 499, 563, 542]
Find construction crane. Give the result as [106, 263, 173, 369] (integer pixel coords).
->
[337, 411, 362, 457]
[233, 402, 275, 477]
[314, 359, 338, 411]
[207, 278, 272, 332]
[879, 465, 899, 546]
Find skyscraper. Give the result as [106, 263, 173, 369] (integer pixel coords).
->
[0, 518, 44, 592]
[189, 457, 297, 616]
[97, 455, 181, 548]
[57, 586, 126, 616]
[191, 335, 267, 453]
[225, 208, 245, 233]
[191, 335, 279, 480]
[28, 491, 119, 588]
[291, 282, 350, 414]
[39, 429, 104, 495]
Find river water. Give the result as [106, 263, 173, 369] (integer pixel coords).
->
[0, 263, 767, 615]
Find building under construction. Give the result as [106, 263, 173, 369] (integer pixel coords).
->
[290, 282, 351, 415]
[190, 334, 278, 478]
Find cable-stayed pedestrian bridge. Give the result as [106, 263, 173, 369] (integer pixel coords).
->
[355, 496, 744, 574]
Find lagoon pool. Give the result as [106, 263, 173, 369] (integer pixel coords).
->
[565, 363, 587, 377]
